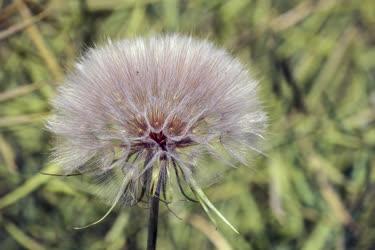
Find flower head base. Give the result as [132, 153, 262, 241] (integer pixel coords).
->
[47, 34, 267, 231]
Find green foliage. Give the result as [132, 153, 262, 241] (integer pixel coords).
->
[0, 0, 374, 249]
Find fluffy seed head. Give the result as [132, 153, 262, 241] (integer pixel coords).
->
[47, 34, 267, 206]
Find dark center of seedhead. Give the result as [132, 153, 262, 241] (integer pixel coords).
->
[149, 131, 167, 150]
[127, 111, 197, 152]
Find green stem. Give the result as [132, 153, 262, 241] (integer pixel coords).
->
[147, 172, 162, 250]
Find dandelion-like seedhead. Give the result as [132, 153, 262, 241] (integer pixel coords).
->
[47, 34, 267, 229]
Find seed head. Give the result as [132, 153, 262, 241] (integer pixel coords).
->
[47, 35, 267, 226]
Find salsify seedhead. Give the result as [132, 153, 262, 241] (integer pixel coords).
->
[47, 34, 267, 230]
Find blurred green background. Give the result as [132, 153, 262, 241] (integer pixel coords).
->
[0, 0, 374, 249]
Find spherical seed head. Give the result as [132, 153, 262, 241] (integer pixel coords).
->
[47, 34, 267, 205]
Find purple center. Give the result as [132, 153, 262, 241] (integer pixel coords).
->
[149, 131, 168, 150]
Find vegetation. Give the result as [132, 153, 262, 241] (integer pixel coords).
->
[0, 0, 374, 249]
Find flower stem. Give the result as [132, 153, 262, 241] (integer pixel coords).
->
[147, 174, 162, 250]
